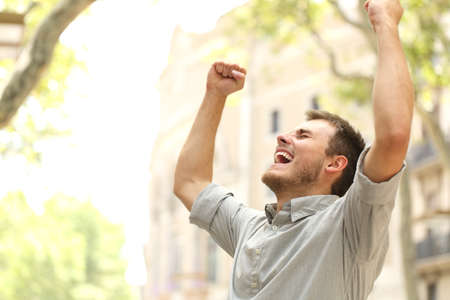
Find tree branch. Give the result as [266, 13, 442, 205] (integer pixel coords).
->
[415, 97, 450, 171]
[327, 0, 365, 30]
[310, 29, 373, 83]
[0, 0, 95, 129]
[399, 170, 420, 300]
[327, 0, 377, 52]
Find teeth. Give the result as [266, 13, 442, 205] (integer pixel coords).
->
[275, 151, 293, 163]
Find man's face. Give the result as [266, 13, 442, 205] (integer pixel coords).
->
[261, 119, 336, 195]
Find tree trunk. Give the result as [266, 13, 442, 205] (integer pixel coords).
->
[415, 103, 450, 171]
[0, 0, 95, 128]
[399, 169, 420, 300]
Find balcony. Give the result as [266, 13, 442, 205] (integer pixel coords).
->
[408, 140, 439, 170]
[407, 133, 450, 170]
[416, 231, 450, 259]
[416, 230, 450, 277]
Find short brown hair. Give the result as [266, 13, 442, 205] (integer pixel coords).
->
[306, 110, 365, 197]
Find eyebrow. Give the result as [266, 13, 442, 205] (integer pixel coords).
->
[296, 128, 313, 135]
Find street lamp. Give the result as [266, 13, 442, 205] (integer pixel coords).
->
[0, 11, 25, 60]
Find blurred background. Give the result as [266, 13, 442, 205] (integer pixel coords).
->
[0, 0, 448, 299]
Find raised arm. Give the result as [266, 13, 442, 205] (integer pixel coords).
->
[173, 62, 246, 211]
[363, 0, 414, 182]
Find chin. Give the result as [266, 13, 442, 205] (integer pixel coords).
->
[261, 169, 286, 194]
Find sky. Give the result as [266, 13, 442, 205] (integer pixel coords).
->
[0, 0, 248, 287]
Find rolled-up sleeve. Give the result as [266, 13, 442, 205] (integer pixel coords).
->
[343, 147, 405, 262]
[190, 183, 258, 257]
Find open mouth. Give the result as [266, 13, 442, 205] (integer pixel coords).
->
[274, 151, 293, 164]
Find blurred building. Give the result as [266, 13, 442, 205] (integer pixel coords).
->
[0, 11, 25, 60]
[143, 5, 450, 300]
[409, 101, 450, 300]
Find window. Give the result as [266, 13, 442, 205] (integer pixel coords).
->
[419, 168, 443, 212]
[168, 231, 180, 290]
[271, 110, 279, 134]
[193, 229, 202, 272]
[427, 282, 437, 300]
[150, 241, 160, 296]
[207, 236, 217, 283]
[310, 95, 320, 110]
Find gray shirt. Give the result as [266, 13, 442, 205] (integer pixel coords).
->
[189, 148, 404, 300]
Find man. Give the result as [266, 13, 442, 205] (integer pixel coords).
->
[174, 0, 414, 299]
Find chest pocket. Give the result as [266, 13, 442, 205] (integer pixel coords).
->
[234, 232, 265, 297]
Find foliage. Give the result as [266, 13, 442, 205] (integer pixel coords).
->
[0, 0, 87, 162]
[228, 0, 450, 107]
[0, 192, 132, 300]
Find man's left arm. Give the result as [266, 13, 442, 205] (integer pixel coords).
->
[342, 0, 414, 263]
[363, 0, 414, 182]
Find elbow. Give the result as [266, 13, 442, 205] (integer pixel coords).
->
[173, 171, 208, 199]
[172, 174, 191, 210]
[389, 126, 411, 147]
[173, 173, 210, 212]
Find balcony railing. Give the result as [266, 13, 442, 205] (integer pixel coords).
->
[416, 231, 450, 260]
[407, 134, 450, 170]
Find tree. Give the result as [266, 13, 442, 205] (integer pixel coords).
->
[0, 191, 133, 300]
[0, 0, 94, 128]
[0, 2, 133, 299]
[0, 0, 94, 163]
[227, 1, 450, 299]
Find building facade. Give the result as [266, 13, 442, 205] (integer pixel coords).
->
[143, 6, 450, 300]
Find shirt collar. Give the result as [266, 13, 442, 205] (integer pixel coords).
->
[265, 194, 339, 224]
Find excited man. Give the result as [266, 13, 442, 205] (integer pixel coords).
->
[174, 0, 414, 299]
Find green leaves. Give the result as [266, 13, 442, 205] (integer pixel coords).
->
[0, 0, 87, 163]
[335, 78, 372, 105]
[230, 0, 330, 42]
[227, 0, 449, 108]
[0, 192, 132, 300]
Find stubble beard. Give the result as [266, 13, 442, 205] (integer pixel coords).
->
[261, 159, 323, 196]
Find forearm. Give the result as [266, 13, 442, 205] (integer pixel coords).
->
[174, 62, 246, 210]
[372, 25, 414, 146]
[364, 24, 414, 181]
[174, 91, 226, 209]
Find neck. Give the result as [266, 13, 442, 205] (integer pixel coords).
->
[274, 185, 331, 212]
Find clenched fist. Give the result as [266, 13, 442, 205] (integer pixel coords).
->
[364, 0, 403, 32]
[206, 62, 246, 98]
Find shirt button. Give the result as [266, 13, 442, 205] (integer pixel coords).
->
[272, 225, 278, 231]
[255, 248, 261, 255]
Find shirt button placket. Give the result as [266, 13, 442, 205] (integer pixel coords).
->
[251, 248, 261, 294]
[251, 281, 258, 294]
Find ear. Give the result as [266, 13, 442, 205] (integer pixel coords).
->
[325, 155, 348, 174]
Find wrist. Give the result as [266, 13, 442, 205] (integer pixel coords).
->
[205, 88, 227, 102]
[374, 22, 399, 36]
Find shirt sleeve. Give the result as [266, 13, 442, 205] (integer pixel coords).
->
[343, 147, 405, 262]
[189, 183, 259, 257]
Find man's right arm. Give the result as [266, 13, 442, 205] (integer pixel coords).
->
[173, 62, 246, 211]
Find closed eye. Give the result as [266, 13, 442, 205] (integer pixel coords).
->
[295, 128, 312, 139]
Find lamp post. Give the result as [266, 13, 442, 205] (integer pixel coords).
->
[0, 11, 25, 60]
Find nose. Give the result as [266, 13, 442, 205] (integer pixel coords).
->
[277, 133, 291, 145]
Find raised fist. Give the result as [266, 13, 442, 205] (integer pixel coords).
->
[206, 62, 246, 98]
[364, 0, 403, 31]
